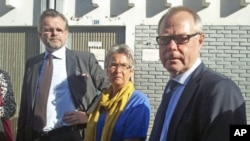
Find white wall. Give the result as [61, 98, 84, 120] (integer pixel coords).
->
[1, 0, 250, 25]
[1, 0, 250, 48]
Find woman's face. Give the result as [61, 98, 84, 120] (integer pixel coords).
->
[107, 53, 133, 90]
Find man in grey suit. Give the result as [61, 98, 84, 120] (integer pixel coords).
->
[16, 9, 109, 141]
[149, 6, 246, 141]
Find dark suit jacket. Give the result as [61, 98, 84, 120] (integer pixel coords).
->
[150, 63, 246, 141]
[16, 48, 110, 141]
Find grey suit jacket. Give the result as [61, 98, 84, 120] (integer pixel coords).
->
[150, 63, 246, 141]
[16, 48, 110, 141]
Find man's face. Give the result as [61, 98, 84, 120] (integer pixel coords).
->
[38, 16, 68, 52]
[158, 11, 204, 77]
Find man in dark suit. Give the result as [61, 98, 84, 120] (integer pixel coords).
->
[16, 9, 109, 141]
[149, 6, 246, 141]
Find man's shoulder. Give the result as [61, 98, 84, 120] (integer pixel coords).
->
[26, 53, 44, 63]
[67, 50, 96, 61]
[28, 53, 44, 59]
[196, 65, 239, 90]
[66, 49, 92, 56]
[202, 66, 230, 81]
[193, 63, 229, 82]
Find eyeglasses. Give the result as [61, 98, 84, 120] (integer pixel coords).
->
[156, 33, 201, 45]
[108, 63, 131, 70]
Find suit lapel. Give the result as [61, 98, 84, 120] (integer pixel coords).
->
[66, 49, 76, 77]
[30, 54, 44, 109]
[168, 63, 206, 141]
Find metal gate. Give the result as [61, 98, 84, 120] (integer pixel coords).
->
[69, 26, 125, 68]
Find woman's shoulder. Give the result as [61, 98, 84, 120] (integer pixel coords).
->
[0, 70, 10, 82]
[132, 90, 148, 97]
[0, 69, 7, 75]
[128, 90, 150, 105]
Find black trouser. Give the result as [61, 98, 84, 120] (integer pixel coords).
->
[32, 126, 82, 141]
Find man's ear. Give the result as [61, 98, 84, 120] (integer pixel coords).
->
[198, 33, 205, 45]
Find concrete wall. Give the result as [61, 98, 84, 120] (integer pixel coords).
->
[1, 0, 250, 139]
[1, 0, 250, 48]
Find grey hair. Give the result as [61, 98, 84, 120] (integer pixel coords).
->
[37, 9, 69, 32]
[105, 44, 135, 69]
[157, 6, 203, 34]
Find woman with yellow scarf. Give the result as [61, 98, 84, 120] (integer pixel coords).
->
[85, 44, 150, 141]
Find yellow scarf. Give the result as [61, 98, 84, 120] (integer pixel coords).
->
[85, 81, 134, 141]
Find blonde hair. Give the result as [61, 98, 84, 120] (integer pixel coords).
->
[157, 6, 203, 34]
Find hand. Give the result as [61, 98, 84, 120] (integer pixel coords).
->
[62, 110, 88, 126]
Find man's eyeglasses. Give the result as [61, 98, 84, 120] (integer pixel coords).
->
[108, 63, 131, 70]
[156, 33, 201, 45]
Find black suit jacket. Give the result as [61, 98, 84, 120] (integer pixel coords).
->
[16, 49, 110, 141]
[150, 63, 246, 141]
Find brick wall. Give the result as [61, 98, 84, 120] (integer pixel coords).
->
[134, 25, 250, 138]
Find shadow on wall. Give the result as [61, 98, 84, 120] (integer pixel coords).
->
[145, 0, 245, 18]
[110, 0, 132, 17]
[146, 0, 167, 17]
[146, 0, 212, 17]
[183, 0, 206, 11]
[146, 0, 207, 17]
[74, 0, 133, 18]
[0, 0, 13, 17]
[220, 0, 243, 17]
[75, 0, 97, 17]
[184, 0, 243, 17]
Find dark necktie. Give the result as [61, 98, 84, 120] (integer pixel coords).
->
[33, 54, 53, 131]
[149, 79, 179, 141]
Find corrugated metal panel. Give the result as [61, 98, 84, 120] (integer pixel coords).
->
[70, 26, 125, 52]
[70, 26, 125, 68]
[0, 27, 40, 138]
[71, 32, 116, 51]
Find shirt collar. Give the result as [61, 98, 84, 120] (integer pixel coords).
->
[44, 46, 66, 60]
[172, 58, 201, 85]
